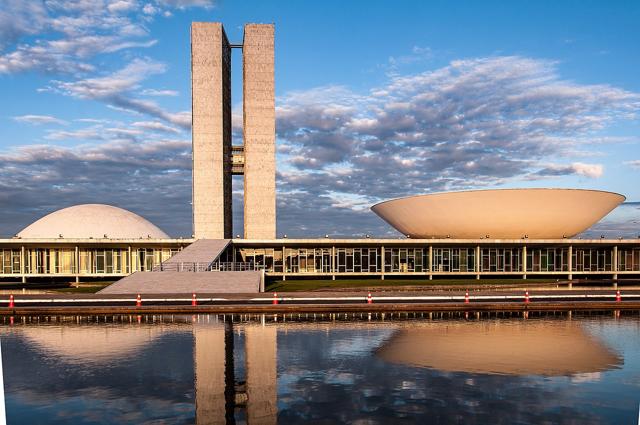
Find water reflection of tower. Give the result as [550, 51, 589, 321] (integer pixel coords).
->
[194, 321, 277, 425]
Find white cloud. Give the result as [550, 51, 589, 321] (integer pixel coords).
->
[13, 115, 68, 125]
[156, 0, 215, 9]
[0, 2, 48, 49]
[132, 120, 181, 133]
[385, 45, 434, 76]
[0, 0, 212, 75]
[570, 162, 604, 178]
[142, 3, 159, 14]
[0, 32, 161, 74]
[107, 0, 138, 13]
[75, 118, 113, 124]
[536, 162, 604, 179]
[44, 127, 105, 141]
[140, 88, 179, 96]
[625, 160, 640, 169]
[48, 58, 191, 128]
[53, 58, 166, 98]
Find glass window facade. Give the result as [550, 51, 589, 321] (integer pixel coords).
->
[384, 248, 427, 273]
[235, 247, 431, 274]
[526, 248, 569, 272]
[132, 248, 180, 272]
[26, 248, 76, 274]
[237, 248, 283, 272]
[480, 248, 521, 272]
[618, 248, 640, 271]
[3, 242, 639, 279]
[432, 248, 474, 272]
[572, 248, 612, 272]
[229, 245, 638, 276]
[4, 246, 183, 275]
[1, 249, 21, 274]
[286, 248, 333, 273]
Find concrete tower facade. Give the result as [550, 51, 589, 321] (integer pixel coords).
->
[191, 23, 233, 239]
[243, 24, 276, 240]
[191, 22, 276, 240]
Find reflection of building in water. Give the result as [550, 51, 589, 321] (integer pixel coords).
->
[10, 318, 278, 424]
[245, 325, 277, 425]
[194, 325, 227, 425]
[194, 322, 277, 425]
[16, 324, 166, 364]
[377, 321, 622, 376]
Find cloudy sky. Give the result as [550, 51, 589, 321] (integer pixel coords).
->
[0, 0, 639, 238]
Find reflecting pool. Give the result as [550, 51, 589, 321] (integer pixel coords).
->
[1, 311, 639, 424]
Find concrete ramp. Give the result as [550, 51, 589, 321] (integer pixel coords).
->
[159, 239, 230, 268]
[99, 271, 261, 294]
[100, 239, 263, 294]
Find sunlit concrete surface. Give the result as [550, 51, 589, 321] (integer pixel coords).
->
[243, 24, 276, 239]
[98, 270, 261, 294]
[161, 239, 230, 265]
[191, 22, 233, 239]
[371, 188, 625, 239]
[17, 204, 169, 239]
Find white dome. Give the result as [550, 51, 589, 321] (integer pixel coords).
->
[17, 204, 169, 239]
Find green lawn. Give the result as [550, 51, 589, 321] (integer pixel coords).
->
[266, 278, 558, 292]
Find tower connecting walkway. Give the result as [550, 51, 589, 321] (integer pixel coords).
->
[100, 239, 263, 294]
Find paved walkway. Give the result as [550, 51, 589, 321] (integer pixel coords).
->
[160, 238, 230, 267]
[98, 271, 261, 294]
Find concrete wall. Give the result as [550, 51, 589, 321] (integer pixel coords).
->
[191, 22, 233, 239]
[243, 24, 276, 239]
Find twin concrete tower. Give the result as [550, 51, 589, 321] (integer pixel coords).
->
[191, 23, 276, 240]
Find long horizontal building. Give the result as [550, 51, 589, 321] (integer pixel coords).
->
[1, 237, 639, 283]
[0, 238, 190, 283]
[227, 238, 640, 280]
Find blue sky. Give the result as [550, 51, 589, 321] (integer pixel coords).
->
[0, 0, 639, 237]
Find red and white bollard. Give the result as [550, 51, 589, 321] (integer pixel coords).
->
[524, 290, 530, 304]
[367, 292, 373, 304]
[615, 290, 621, 302]
[273, 292, 279, 305]
[192, 293, 198, 306]
[136, 294, 142, 307]
[8, 294, 14, 308]
[464, 291, 470, 304]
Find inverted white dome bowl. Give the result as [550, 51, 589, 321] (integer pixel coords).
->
[371, 189, 625, 239]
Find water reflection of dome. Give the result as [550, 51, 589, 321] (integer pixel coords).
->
[376, 321, 622, 376]
[17, 204, 169, 239]
[15, 325, 173, 363]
